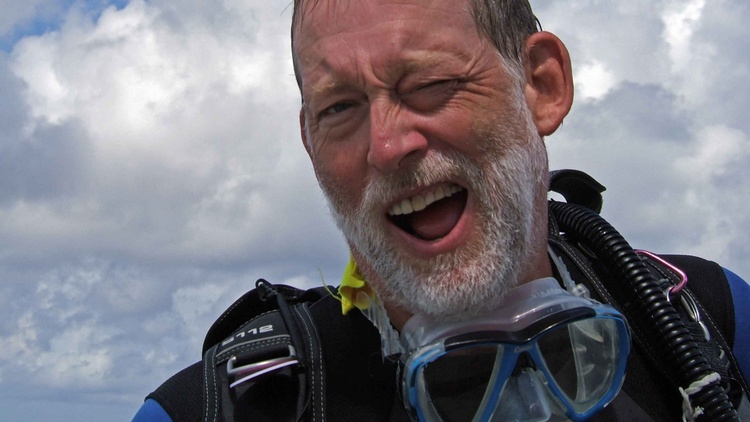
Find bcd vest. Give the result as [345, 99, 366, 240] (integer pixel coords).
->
[146, 170, 749, 421]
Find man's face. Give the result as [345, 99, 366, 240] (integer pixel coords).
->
[295, 0, 549, 318]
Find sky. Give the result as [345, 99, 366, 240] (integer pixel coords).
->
[0, 0, 748, 421]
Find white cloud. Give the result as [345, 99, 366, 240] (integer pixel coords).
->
[172, 282, 228, 340]
[671, 125, 750, 260]
[574, 59, 618, 101]
[534, 1, 670, 88]
[662, 0, 706, 72]
[3, 0, 334, 267]
[34, 321, 118, 389]
[0, 274, 119, 392]
[1, 1, 749, 421]
[675, 124, 746, 182]
[1, 310, 38, 363]
[0, 2, 339, 414]
[540, 0, 750, 270]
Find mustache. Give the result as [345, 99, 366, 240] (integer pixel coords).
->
[358, 151, 481, 214]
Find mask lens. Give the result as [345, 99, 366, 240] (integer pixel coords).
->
[418, 345, 504, 421]
[536, 317, 622, 413]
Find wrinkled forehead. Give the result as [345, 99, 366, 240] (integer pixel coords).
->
[294, 0, 443, 29]
[292, 0, 473, 53]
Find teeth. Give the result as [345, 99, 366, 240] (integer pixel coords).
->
[388, 185, 464, 216]
[412, 195, 426, 212]
[399, 198, 413, 214]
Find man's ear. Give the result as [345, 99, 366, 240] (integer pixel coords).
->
[523, 31, 574, 137]
[300, 108, 313, 158]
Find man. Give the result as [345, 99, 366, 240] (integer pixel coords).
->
[134, 0, 750, 420]
[294, 0, 559, 326]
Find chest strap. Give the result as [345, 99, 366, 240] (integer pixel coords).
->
[202, 280, 325, 422]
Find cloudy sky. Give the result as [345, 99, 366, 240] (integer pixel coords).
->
[0, 0, 747, 420]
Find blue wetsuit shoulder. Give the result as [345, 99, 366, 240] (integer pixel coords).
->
[131, 398, 172, 422]
[725, 268, 750, 381]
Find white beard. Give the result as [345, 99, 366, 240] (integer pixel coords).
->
[318, 92, 547, 319]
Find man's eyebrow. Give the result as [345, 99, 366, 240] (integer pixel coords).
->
[306, 80, 353, 105]
[402, 53, 453, 73]
[305, 51, 470, 102]
[405, 49, 476, 73]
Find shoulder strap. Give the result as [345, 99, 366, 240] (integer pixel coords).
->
[148, 279, 397, 422]
[202, 280, 325, 422]
[200, 279, 396, 422]
[202, 282, 326, 354]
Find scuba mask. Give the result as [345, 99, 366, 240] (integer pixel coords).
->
[398, 277, 630, 422]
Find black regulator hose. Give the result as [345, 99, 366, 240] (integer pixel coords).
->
[549, 200, 738, 421]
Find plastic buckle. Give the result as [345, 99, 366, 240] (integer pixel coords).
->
[227, 345, 299, 389]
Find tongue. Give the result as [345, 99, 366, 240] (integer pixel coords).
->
[406, 193, 465, 240]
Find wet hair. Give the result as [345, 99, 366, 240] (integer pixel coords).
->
[468, 0, 539, 66]
[290, 0, 540, 91]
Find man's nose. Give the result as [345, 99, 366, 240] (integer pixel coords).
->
[367, 99, 427, 173]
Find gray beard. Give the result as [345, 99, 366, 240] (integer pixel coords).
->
[319, 106, 546, 319]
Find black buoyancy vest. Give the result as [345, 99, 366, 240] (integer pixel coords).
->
[148, 283, 402, 422]
[146, 170, 748, 421]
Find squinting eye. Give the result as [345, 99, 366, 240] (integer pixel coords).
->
[418, 79, 457, 91]
[402, 79, 461, 111]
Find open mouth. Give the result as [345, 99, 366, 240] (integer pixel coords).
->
[387, 184, 468, 241]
